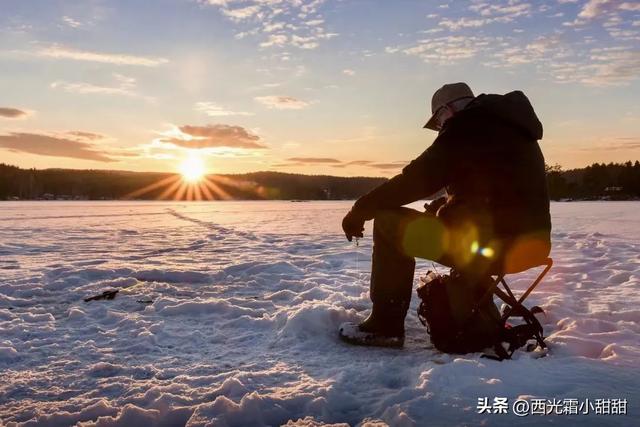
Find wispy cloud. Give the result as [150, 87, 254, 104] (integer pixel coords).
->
[195, 102, 254, 117]
[620, 2, 640, 11]
[222, 5, 262, 21]
[199, 0, 336, 50]
[576, 137, 640, 151]
[280, 157, 408, 171]
[50, 73, 152, 99]
[396, 35, 494, 64]
[286, 157, 341, 164]
[0, 131, 115, 162]
[332, 160, 409, 171]
[66, 131, 105, 140]
[158, 125, 266, 149]
[0, 107, 30, 119]
[578, 0, 617, 20]
[62, 16, 82, 28]
[436, 1, 533, 32]
[579, 47, 640, 86]
[385, 0, 639, 86]
[439, 17, 488, 31]
[260, 34, 288, 48]
[37, 45, 168, 66]
[255, 95, 310, 110]
[469, 1, 532, 21]
[563, 0, 640, 26]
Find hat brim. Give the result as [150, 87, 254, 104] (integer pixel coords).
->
[423, 113, 439, 130]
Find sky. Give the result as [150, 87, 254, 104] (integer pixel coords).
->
[0, 0, 639, 177]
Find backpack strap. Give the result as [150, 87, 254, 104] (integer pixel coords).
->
[482, 322, 545, 361]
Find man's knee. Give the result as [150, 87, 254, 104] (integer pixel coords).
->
[401, 215, 448, 261]
[373, 208, 447, 261]
[373, 208, 422, 234]
[373, 208, 434, 255]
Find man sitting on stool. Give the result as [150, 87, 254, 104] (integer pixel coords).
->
[339, 82, 551, 347]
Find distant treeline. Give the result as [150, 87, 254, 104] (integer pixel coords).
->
[546, 161, 640, 200]
[1, 162, 639, 201]
[0, 164, 386, 201]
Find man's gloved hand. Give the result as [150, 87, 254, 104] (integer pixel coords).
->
[424, 196, 447, 215]
[342, 209, 366, 242]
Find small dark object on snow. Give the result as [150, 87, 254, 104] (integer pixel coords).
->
[84, 289, 119, 302]
[136, 299, 153, 304]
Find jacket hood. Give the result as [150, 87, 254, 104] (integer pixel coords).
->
[464, 91, 543, 140]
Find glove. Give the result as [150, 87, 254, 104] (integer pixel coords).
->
[424, 196, 447, 215]
[342, 209, 365, 242]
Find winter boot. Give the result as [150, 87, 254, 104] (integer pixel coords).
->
[339, 300, 409, 348]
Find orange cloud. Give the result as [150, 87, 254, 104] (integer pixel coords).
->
[286, 157, 341, 164]
[0, 107, 29, 119]
[254, 96, 310, 110]
[0, 132, 114, 162]
[161, 125, 266, 149]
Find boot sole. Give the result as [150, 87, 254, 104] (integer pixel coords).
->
[338, 323, 404, 348]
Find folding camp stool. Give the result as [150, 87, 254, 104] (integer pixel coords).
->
[474, 257, 554, 359]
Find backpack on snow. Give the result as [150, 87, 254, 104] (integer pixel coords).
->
[416, 270, 544, 360]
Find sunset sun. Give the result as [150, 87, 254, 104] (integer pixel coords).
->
[179, 155, 206, 182]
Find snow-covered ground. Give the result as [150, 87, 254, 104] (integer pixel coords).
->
[1, 201, 638, 426]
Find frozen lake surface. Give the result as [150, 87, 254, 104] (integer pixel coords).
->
[1, 201, 639, 426]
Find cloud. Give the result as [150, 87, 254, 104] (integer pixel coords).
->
[195, 102, 254, 117]
[398, 35, 494, 64]
[541, 46, 639, 86]
[200, 0, 334, 50]
[255, 95, 310, 110]
[576, 137, 640, 151]
[332, 160, 408, 170]
[469, 1, 532, 21]
[439, 17, 488, 31]
[572, 0, 640, 23]
[37, 45, 168, 66]
[368, 162, 409, 170]
[263, 22, 286, 32]
[486, 35, 562, 66]
[389, 0, 638, 88]
[434, 1, 534, 32]
[0, 132, 114, 162]
[581, 48, 640, 85]
[290, 35, 320, 49]
[222, 5, 261, 21]
[280, 157, 407, 171]
[0, 107, 29, 119]
[260, 34, 288, 47]
[51, 82, 130, 96]
[62, 16, 82, 28]
[159, 125, 266, 149]
[66, 131, 105, 140]
[578, 0, 615, 19]
[344, 160, 373, 166]
[620, 2, 640, 11]
[286, 157, 341, 164]
[49, 73, 150, 99]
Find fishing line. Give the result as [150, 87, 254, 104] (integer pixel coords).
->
[354, 236, 362, 285]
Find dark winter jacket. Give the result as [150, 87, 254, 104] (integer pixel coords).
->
[353, 91, 551, 271]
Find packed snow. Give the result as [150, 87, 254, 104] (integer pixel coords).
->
[0, 201, 638, 426]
